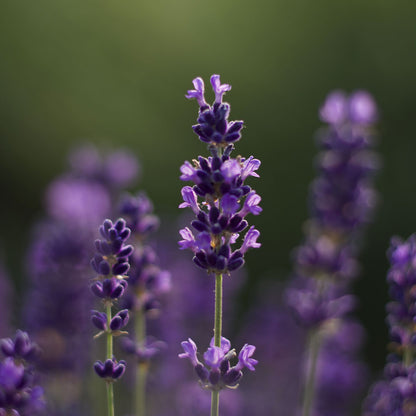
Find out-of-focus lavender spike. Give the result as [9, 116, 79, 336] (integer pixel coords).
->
[24, 221, 93, 375]
[45, 177, 112, 228]
[285, 90, 379, 416]
[0, 332, 45, 415]
[69, 144, 140, 188]
[363, 235, 416, 415]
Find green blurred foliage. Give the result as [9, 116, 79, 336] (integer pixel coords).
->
[2, 0, 416, 371]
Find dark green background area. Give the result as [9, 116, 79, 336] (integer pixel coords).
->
[1, 0, 416, 374]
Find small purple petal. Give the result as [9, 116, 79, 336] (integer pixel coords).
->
[210, 74, 232, 104]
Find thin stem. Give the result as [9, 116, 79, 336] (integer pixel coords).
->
[106, 381, 114, 416]
[214, 273, 223, 347]
[211, 390, 219, 416]
[211, 273, 223, 416]
[135, 307, 147, 416]
[301, 329, 322, 416]
[404, 346, 413, 367]
[106, 303, 114, 416]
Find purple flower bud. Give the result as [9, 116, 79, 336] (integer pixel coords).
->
[110, 309, 129, 331]
[91, 310, 107, 331]
[319, 90, 348, 125]
[0, 330, 39, 362]
[94, 358, 126, 380]
[91, 278, 127, 299]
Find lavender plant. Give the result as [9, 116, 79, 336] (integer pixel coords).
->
[363, 235, 416, 415]
[118, 191, 171, 416]
[178, 74, 260, 415]
[90, 218, 133, 416]
[285, 90, 379, 416]
[0, 330, 45, 415]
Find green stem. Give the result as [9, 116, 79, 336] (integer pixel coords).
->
[135, 307, 147, 416]
[106, 381, 114, 416]
[214, 273, 223, 347]
[106, 303, 114, 416]
[404, 346, 413, 367]
[210, 273, 223, 416]
[301, 329, 322, 416]
[211, 390, 219, 416]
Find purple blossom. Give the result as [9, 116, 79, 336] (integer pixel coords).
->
[179, 336, 256, 391]
[240, 156, 261, 180]
[210, 74, 232, 104]
[178, 227, 198, 251]
[179, 338, 199, 367]
[185, 77, 207, 108]
[121, 337, 165, 363]
[179, 186, 200, 214]
[0, 344, 45, 415]
[349, 90, 378, 124]
[235, 344, 258, 371]
[240, 226, 261, 254]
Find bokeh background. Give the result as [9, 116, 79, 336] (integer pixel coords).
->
[1, 0, 416, 377]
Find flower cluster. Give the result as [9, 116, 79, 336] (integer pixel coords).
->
[179, 75, 261, 275]
[0, 331, 44, 415]
[118, 192, 170, 365]
[284, 90, 378, 416]
[364, 235, 416, 415]
[91, 218, 133, 382]
[179, 337, 257, 391]
[287, 90, 379, 328]
[119, 192, 170, 316]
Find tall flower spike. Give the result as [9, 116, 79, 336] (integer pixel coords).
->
[286, 90, 379, 416]
[0, 331, 45, 415]
[118, 191, 171, 416]
[363, 235, 416, 415]
[91, 218, 132, 416]
[180, 75, 259, 416]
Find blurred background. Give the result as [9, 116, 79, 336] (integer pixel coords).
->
[1, 0, 416, 377]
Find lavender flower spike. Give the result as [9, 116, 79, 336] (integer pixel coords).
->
[286, 90, 379, 416]
[364, 234, 416, 415]
[91, 218, 132, 416]
[180, 75, 260, 416]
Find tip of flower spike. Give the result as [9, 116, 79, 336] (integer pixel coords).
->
[349, 90, 378, 124]
[186, 77, 207, 108]
[210, 74, 231, 104]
